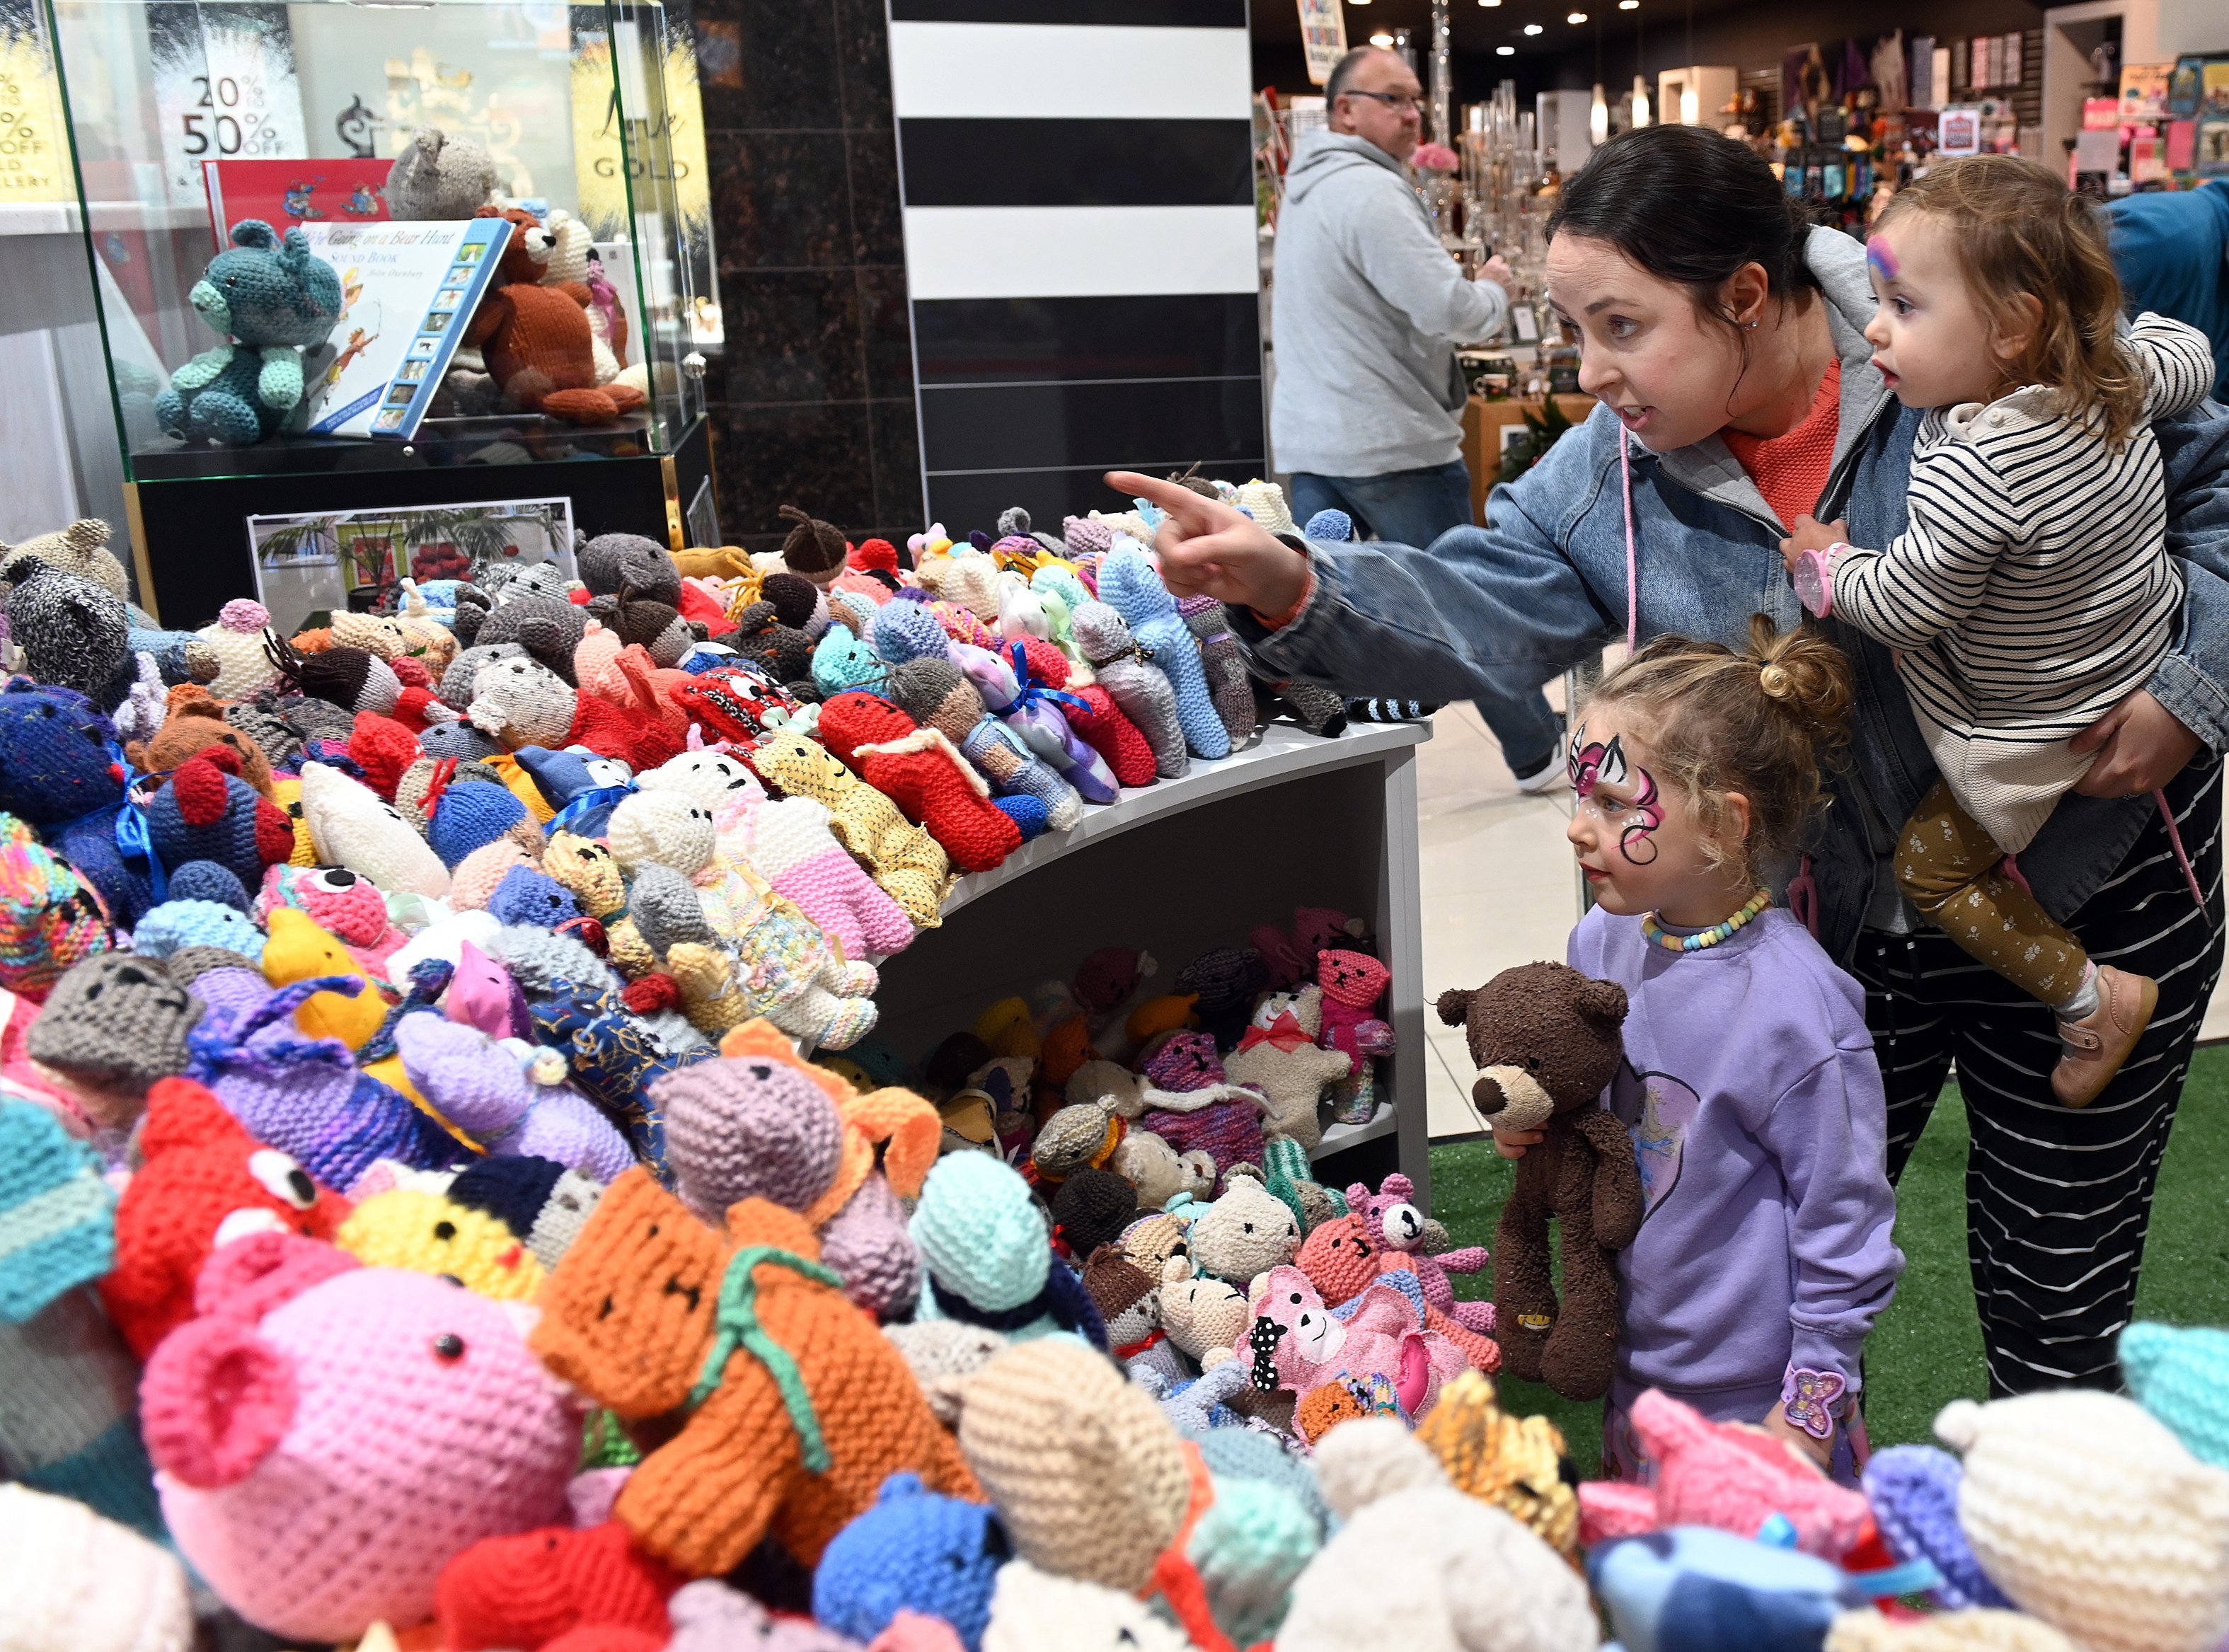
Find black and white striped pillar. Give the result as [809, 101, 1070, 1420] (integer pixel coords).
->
[887, 0, 1264, 531]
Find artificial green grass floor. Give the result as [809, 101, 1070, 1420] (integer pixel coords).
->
[1429, 1044, 2229, 1478]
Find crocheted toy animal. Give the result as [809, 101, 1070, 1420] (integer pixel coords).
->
[1439, 961, 1636, 1400]
[817, 691, 1023, 875]
[1223, 1000, 1351, 1153]
[464, 208, 647, 425]
[384, 126, 497, 218]
[127, 698, 275, 797]
[1279, 1416, 1597, 1652]
[1095, 544, 1228, 759]
[143, 746, 296, 896]
[813, 1472, 1008, 1651]
[436, 1519, 683, 1652]
[334, 1184, 548, 1300]
[155, 219, 342, 445]
[579, 531, 684, 606]
[1180, 596, 1256, 749]
[1932, 1390, 2229, 1652]
[2121, 1321, 2229, 1470]
[296, 761, 451, 898]
[1181, 1166, 1301, 1285]
[1317, 949, 1393, 1062]
[1414, 1372, 1579, 1556]
[911, 1150, 1104, 1346]
[141, 1232, 581, 1641]
[1136, 1032, 1270, 1188]
[1350, 1172, 1493, 1336]
[1294, 1213, 1499, 1374]
[257, 863, 408, 978]
[393, 1010, 633, 1181]
[531, 1167, 981, 1576]
[1576, 1388, 1872, 1559]
[1244, 1265, 1464, 1419]
[97, 1078, 350, 1358]
[1070, 600, 1187, 780]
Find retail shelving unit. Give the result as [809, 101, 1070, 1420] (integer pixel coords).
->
[871, 719, 1435, 1203]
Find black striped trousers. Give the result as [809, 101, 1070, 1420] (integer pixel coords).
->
[1850, 755, 2225, 1397]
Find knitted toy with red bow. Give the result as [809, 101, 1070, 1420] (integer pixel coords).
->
[1317, 948, 1394, 1061]
[817, 691, 1023, 874]
[1222, 996, 1351, 1153]
[1136, 1032, 1270, 1190]
[1349, 1172, 1494, 1336]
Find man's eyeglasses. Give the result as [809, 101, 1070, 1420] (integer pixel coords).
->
[1339, 89, 1425, 115]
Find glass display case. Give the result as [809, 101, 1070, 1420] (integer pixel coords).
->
[42, 0, 718, 621]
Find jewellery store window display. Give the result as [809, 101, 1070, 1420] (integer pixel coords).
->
[44, 0, 718, 622]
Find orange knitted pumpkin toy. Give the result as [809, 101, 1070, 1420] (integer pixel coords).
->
[532, 1167, 981, 1576]
[466, 208, 647, 427]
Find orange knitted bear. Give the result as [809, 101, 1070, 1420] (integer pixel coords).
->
[532, 1168, 981, 1576]
[466, 209, 647, 427]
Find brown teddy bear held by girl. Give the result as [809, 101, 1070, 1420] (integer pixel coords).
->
[1436, 961, 1640, 1402]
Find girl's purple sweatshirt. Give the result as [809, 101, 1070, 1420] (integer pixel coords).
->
[1567, 903, 1903, 1399]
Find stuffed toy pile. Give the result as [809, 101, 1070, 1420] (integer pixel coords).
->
[4, 485, 2216, 1652]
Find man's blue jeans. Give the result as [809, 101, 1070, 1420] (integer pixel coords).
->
[1288, 460, 1563, 776]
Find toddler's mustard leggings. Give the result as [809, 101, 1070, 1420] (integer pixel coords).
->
[1895, 781, 2090, 1006]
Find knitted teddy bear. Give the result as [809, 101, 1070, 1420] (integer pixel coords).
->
[452, 591, 587, 685]
[383, 125, 497, 218]
[1576, 1388, 1874, 1560]
[0, 515, 129, 600]
[5, 558, 132, 707]
[127, 697, 276, 797]
[885, 657, 1083, 832]
[1095, 545, 1227, 759]
[817, 692, 1024, 874]
[463, 207, 647, 426]
[655, 1019, 934, 1319]
[1278, 1416, 1598, 1652]
[812, 1472, 1008, 1652]
[393, 1010, 632, 1182]
[1135, 1032, 1270, 1189]
[1223, 992, 1350, 1152]
[579, 531, 684, 606]
[155, 219, 342, 445]
[1317, 948, 1393, 1062]
[1294, 1213, 1499, 1374]
[1414, 1373, 1580, 1556]
[1438, 961, 1635, 1400]
[1083, 1244, 1188, 1387]
[97, 1077, 350, 1358]
[1181, 1166, 1301, 1285]
[1349, 1172, 1493, 1336]
[531, 1167, 981, 1576]
[141, 1232, 581, 1642]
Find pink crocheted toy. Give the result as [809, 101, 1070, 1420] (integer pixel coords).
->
[1349, 1171, 1494, 1336]
[1317, 949, 1393, 1062]
[139, 1232, 582, 1641]
[1240, 1264, 1465, 1420]
[1136, 1032, 1269, 1190]
[1250, 906, 1364, 990]
[1576, 1388, 1872, 1559]
[725, 795, 916, 961]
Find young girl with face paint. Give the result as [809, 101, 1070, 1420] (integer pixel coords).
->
[1783, 157, 2215, 1109]
[1540, 617, 1901, 1484]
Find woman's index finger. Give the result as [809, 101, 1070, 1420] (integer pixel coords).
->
[1105, 470, 1212, 529]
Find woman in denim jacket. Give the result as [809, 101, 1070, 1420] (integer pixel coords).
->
[1116, 125, 2229, 1399]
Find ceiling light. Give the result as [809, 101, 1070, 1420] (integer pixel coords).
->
[1567, 11, 1588, 22]
[1496, 43, 1516, 52]
[1620, 1, 1639, 8]
[1524, 23, 1543, 33]
[1369, 30, 1394, 45]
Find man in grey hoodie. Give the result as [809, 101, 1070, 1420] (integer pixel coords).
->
[1272, 46, 1560, 785]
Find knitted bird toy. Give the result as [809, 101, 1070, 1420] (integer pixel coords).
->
[1222, 998, 1350, 1153]
[531, 1167, 981, 1576]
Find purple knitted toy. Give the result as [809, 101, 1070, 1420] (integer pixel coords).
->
[1137, 1032, 1269, 1191]
[1862, 1445, 2012, 1610]
[391, 1012, 632, 1183]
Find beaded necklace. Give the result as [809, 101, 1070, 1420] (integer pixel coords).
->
[1640, 888, 1771, 953]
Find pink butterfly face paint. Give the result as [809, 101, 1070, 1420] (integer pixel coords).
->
[1568, 723, 1664, 865]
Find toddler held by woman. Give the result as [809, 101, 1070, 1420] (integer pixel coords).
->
[1496, 618, 1902, 1485]
[1783, 156, 2215, 1105]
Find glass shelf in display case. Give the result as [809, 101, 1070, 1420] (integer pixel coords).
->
[42, 0, 720, 622]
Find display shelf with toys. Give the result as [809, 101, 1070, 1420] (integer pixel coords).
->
[0, 476, 2223, 1652]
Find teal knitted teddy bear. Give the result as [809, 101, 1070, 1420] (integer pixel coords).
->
[156, 220, 342, 446]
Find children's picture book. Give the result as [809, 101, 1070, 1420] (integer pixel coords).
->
[295, 216, 509, 441]
[202, 156, 389, 243]
[2120, 62, 2172, 123]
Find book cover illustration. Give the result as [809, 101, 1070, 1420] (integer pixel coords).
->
[202, 156, 389, 243]
[297, 216, 507, 440]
